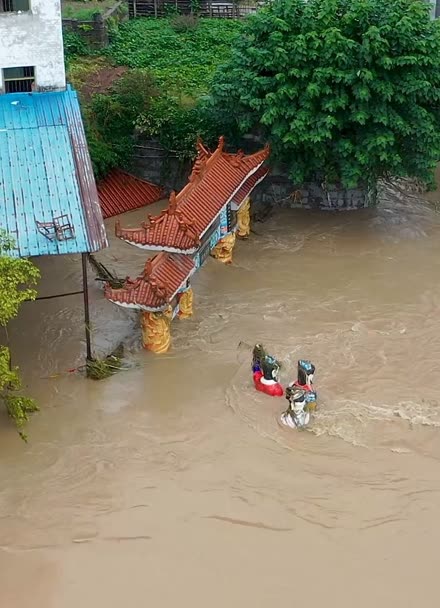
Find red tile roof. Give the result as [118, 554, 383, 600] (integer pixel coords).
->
[97, 169, 164, 219]
[115, 191, 200, 252]
[115, 137, 270, 252]
[104, 252, 195, 311]
[231, 165, 269, 207]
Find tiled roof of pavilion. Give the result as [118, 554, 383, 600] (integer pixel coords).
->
[104, 252, 195, 311]
[97, 169, 164, 219]
[115, 137, 270, 253]
[230, 165, 269, 207]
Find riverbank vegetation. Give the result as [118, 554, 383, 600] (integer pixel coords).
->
[65, 17, 242, 177]
[0, 232, 40, 441]
[211, 0, 440, 188]
[66, 1, 440, 189]
[62, 0, 115, 20]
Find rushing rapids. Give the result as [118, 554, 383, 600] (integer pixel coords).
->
[1, 181, 440, 607]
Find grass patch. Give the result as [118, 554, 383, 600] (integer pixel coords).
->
[62, 0, 115, 20]
[65, 18, 243, 175]
[106, 18, 242, 98]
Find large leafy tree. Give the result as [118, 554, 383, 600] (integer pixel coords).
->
[0, 232, 40, 440]
[211, 0, 440, 187]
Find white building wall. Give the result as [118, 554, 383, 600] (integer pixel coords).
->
[0, 0, 65, 91]
[427, 0, 440, 18]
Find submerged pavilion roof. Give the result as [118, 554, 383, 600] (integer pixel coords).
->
[115, 137, 270, 253]
[97, 169, 164, 219]
[104, 252, 195, 311]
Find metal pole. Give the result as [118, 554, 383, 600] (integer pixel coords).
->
[82, 253, 92, 362]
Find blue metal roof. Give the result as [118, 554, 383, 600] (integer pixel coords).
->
[0, 86, 108, 258]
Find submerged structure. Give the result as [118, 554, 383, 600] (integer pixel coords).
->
[105, 137, 269, 353]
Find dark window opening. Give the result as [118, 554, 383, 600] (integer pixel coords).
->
[199, 242, 211, 266]
[226, 202, 233, 231]
[200, 217, 220, 250]
[0, 0, 30, 12]
[3, 66, 35, 93]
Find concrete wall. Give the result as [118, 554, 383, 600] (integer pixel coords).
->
[132, 139, 192, 193]
[0, 0, 65, 92]
[427, 0, 440, 18]
[250, 170, 375, 213]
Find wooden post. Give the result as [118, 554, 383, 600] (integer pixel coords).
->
[82, 253, 92, 362]
[154, 0, 158, 17]
[133, 0, 137, 18]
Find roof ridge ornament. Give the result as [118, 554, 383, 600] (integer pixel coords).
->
[168, 190, 178, 214]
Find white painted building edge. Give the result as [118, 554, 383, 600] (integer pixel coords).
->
[429, 0, 439, 18]
[0, 0, 66, 91]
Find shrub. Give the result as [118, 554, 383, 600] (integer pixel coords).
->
[170, 14, 200, 33]
[211, 0, 440, 187]
[87, 69, 159, 176]
[0, 232, 40, 441]
[63, 30, 89, 61]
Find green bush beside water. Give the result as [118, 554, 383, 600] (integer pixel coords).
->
[65, 18, 243, 177]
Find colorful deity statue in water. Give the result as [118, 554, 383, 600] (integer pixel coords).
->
[251, 344, 284, 397]
[280, 386, 311, 429]
[289, 360, 316, 406]
[280, 359, 317, 429]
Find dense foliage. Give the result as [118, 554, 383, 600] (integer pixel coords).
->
[86, 70, 160, 177]
[0, 232, 40, 440]
[211, 0, 440, 187]
[66, 18, 242, 176]
[107, 18, 242, 98]
[63, 30, 90, 61]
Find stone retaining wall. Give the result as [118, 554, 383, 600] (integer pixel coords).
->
[131, 138, 376, 211]
[62, 1, 128, 49]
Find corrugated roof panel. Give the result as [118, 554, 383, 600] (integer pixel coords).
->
[0, 87, 107, 258]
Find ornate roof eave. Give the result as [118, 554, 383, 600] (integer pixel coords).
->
[104, 253, 196, 311]
[231, 165, 270, 210]
[114, 217, 199, 253]
[116, 235, 198, 255]
[114, 190, 201, 251]
[106, 299, 171, 313]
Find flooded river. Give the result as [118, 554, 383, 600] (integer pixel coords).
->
[1, 181, 440, 607]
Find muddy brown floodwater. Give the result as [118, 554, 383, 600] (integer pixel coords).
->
[1, 181, 440, 607]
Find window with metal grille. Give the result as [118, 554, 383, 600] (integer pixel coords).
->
[0, 0, 30, 12]
[3, 66, 35, 93]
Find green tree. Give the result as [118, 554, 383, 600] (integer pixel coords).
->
[211, 0, 440, 188]
[87, 69, 159, 177]
[0, 232, 40, 440]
